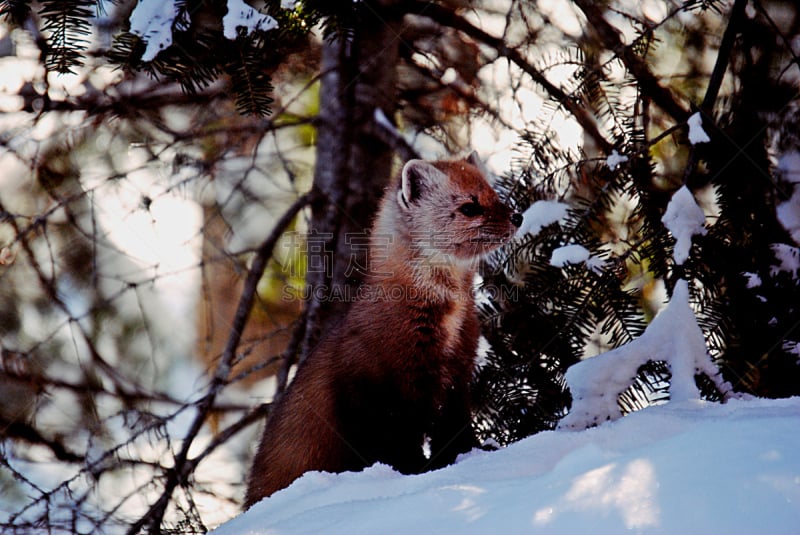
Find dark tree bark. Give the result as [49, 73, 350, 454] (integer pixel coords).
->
[299, 4, 402, 365]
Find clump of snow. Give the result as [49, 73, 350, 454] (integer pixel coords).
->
[606, 150, 628, 171]
[742, 271, 762, 289]
[516, 200, 570, 237]
[777, 151, 800, 183]
[776, 151, 800, 244]
[586, 256, 606, 273]
[661, 186, 707, 265]
[128, 0, 279, 58]
[550, 244, 605, 273]
[129, 0, 185, 61]
[550, 244, 589, 266]
[440, 67, 458, 85]
[281, 0, 299, 8]
[213, 397, 800, 534]
[559, 279, 731, 430]
[784, 341, 800, 362]
[777, 190, 800, 244]
[223, 0, 279, 40]
[769, 243, 800, 278]
[687, 112, 710, 144]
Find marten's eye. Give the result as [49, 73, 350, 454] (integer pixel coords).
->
[458, 201, 484, 217]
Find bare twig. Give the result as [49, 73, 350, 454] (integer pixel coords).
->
[0, 416, 83, 463]
[0, 200, 141, 398]
[701, 0, 749, 114]
[275, 310, 309, 399]
[406, 0, 614, 154]
[368, 109, 421, 163]
[127, 191, 315, 534]
[182, 403, 271, 473]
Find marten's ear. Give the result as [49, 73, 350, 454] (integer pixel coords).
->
[465, 150, 492, 180]
[465, 150, 483, 168]
[399, 160, 447, 208]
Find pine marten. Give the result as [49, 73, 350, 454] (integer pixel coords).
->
[245, 154, 522, 506]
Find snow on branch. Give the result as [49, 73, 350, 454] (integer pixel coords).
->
[559, 185, 727, 430]
[516, 200, 570, 237]
[687, 112, 711, 145]
[777, 151, 800, 245]
[559, 279, 733, 430]
[606, 150, 628, 171]
[550, 244, 605, 273]
[661, 185, 707, 265]
[223, 0, 279, 40]
[129, 0, 280, 61]
[129, 0, 185, 62]
[769, 243, 800, 278]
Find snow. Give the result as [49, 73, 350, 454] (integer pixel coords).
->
[661, 185, 707, 265]
[516, 200, 570, 237]
[129, 0, 279, 58]
[440, 67, 458, 85]
[550, 243, 590, 267]
[213, 397, 800, 534]
[129, 0, 184, 61]
[777, 151, 800, 183]
[606, 149, 628, 171]
[559, 279, 731, 429]
[785, 341, 800, 362]
[777, 190, 800, 245]
[769, 243, 800, 278]
[743, 271, 762, 289]
[550, 244, 605, 273]
[223, 0, 279, 40]
[686, 112, 710, 145]
[777, 151, 800, 244]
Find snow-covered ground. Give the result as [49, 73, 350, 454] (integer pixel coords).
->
[214, 396, 800, 534]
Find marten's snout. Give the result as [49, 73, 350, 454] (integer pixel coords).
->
[510, 212, 523, 228]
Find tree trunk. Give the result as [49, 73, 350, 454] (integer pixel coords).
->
[300, 6, 402, 363]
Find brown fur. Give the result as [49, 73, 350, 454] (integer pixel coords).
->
[245, 155, 520, 506]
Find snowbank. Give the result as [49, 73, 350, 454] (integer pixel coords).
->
[213, 397, 800, 534]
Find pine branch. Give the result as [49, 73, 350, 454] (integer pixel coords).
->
[572, 0, 690, 123]
[19, 80, 225, 116]
[226, 40, 275, 116]
[38, 0, 94, 74]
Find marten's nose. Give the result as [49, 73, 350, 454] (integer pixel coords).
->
[510, 212, 523, 228]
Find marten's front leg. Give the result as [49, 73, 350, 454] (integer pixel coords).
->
[427, 385, 479, 470]
[337, 377, 429, 474]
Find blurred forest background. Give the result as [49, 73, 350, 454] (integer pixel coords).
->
[0, 0, 798, 533]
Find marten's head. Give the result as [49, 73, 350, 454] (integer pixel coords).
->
[396, 153, 522, 261]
